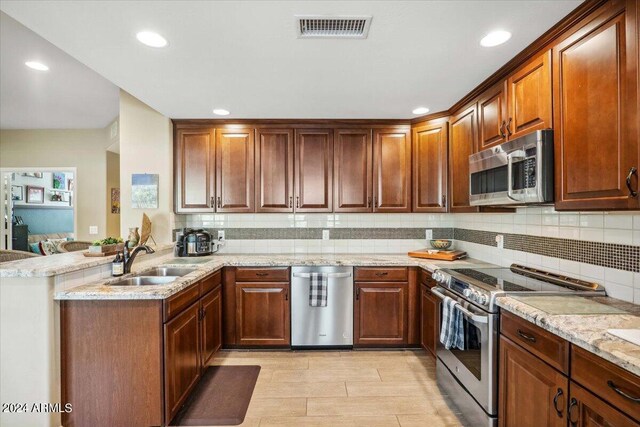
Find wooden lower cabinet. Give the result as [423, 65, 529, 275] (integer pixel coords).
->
[164, 302, 201, 423]
[235, 282, 290, 346]
[354, 281, 408, 346]
[499, 335, 568, 427]
[420, 282, 439, 357]
[569, 382, 639, 427]
[200, 285, 222, 366]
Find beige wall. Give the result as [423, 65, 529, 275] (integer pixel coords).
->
[119, 90, 173, 244]
[106, 151, 120, 237]
[0, 128, 110, 241]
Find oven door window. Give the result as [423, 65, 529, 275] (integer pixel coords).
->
[470, 165, 508, 196]
[442, 314, 483, 381]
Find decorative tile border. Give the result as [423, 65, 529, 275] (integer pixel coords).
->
[454, 228, 640, 273]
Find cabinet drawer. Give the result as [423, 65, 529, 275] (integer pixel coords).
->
[200, 270, 222, 295]
[355, 267, 408, 282]
[571, 346, 640, 420]
[235, 267, 290, 282]
[501, 311, 569, 374]
[164, 283, 200, 322]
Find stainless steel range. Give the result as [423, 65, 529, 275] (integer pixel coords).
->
[430, 264, 606, 427]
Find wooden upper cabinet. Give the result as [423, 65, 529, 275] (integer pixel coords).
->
[553, 0, 639, 210]
[478, 81, 508, 150]
[334, 129, 373, 212]
[499, 336, 568, 427]
[449, 104, 478, 212]
[412, 120, 448, 212]
[294, 129, 333, 212]
[507, 50, 552, 139]
[255, 129, 294, 212]
[373, 128, 412, 212]
[174, 129, 215, 213]
[215, 128, 255, 212]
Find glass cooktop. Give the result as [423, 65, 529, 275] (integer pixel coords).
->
[446, 267, 585, 293]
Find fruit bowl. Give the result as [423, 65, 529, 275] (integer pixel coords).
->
[430, 239, 452, 250]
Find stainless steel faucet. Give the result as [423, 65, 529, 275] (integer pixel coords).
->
[123, 241, 155, 274]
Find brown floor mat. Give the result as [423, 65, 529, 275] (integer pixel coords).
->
[172, 365, 261, 426]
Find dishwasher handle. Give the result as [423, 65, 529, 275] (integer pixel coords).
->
[292, 272, 352, 279]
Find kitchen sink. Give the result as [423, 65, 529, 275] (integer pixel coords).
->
[109, 276, 178, 286]
[141, 267, 197, 277]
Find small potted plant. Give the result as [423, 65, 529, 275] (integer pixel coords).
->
[89, 237, 125, 255]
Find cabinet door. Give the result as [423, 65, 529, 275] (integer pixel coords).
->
[200, 286, 222, 367]
[449, 104, 478, 212]
[294, 129, 333, 212]
[236, 283, 290, 346]
[256, 129, 294, 212]
[568, 382, 638, 427]
[413, 121, 448, 212]
[553, 0, 639, 210]
[215, 128, 255, 212]
[478, 81, 508, 150]
[373, 128, 412, 212]
[164, 302, 201, 423]
[507, 50, 552, 139]
[334, 129, 373, 212]
[499, 336, 568, 427]
[420, 284, 438, 357]
[354, 282, 408, 346]
[174, 129, 215, 213]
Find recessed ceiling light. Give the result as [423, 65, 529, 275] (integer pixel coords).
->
[136, 31, 168, 48]
[25, 61, 49, 71]
[213, 109, 230, 116]
[480, 30, 512, 47]
[412, 107, 429, 115]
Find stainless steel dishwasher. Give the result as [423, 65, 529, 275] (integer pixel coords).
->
[291, 266, 353, 348]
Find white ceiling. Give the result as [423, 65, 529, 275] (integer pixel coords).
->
[0, 12, 119, 129]
[0, 1, 582, 120]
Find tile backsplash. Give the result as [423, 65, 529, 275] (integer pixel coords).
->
[175, 208, 640, 303]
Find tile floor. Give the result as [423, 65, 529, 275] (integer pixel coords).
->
[208, 349, 463, 427]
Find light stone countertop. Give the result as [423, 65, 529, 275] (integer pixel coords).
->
[497, 296, 640, 377]
[52, 253, 495, 301]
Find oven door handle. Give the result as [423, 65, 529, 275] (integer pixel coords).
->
[431, 287, 489, 324]
[506, 150, 526, 202]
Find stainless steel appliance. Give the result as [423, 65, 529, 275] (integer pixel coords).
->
[430, 264, 606, 427]
[291, 266, 353, 348]
[175, 228, 217, 257]
[469, 129, 554, 206]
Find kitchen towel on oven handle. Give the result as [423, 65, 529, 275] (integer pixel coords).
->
[439, 296, 465, 350]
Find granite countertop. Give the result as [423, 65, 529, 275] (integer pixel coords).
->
[52, 253, 494, 301]
[497, 296, 640, 377]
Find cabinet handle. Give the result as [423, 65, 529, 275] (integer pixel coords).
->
[255, 272, 268, 277]
[356, 287, 360, 300]
[285, 291, 288, 301]
[296, 196, 300, 208]
[517, 329, 536, 343]
[505, 118, 513, 136]
[289, 196, 293, 208]
[442, 194, 446, 207]
[499, 121, 506, 138]
[216, 196, 221, 208]
[607, 380, 640, 403]
[626, 167, 638, 197]
[367, 197, 372, 208]
[568, 398, 579, 426]
[552, 388, 564, 418]
[373, 196, 377, 208]
[202, 307, 206, 319]
[210, 196, 214, 208]
[375, 272, 388, 277]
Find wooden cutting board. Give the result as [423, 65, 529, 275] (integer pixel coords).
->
[407, 249, 467, 261]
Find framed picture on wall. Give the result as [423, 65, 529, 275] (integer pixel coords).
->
[53, 172, 66, 189]
[11, 185, 23, 201]
[26, 186, 44, 204]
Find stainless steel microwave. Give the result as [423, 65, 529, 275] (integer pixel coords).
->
[469, 129, 554, 206]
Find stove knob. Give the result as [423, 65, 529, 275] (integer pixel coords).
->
[463, 289, 472, 298]
[476, 294, 488, 305]
[432, 271, 441, 282]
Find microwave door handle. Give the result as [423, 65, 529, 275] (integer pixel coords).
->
[507, 150, 527, 202]
[430, 287, 489, 324]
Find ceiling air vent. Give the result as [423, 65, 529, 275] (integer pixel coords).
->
[295, 15, 372, 39]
